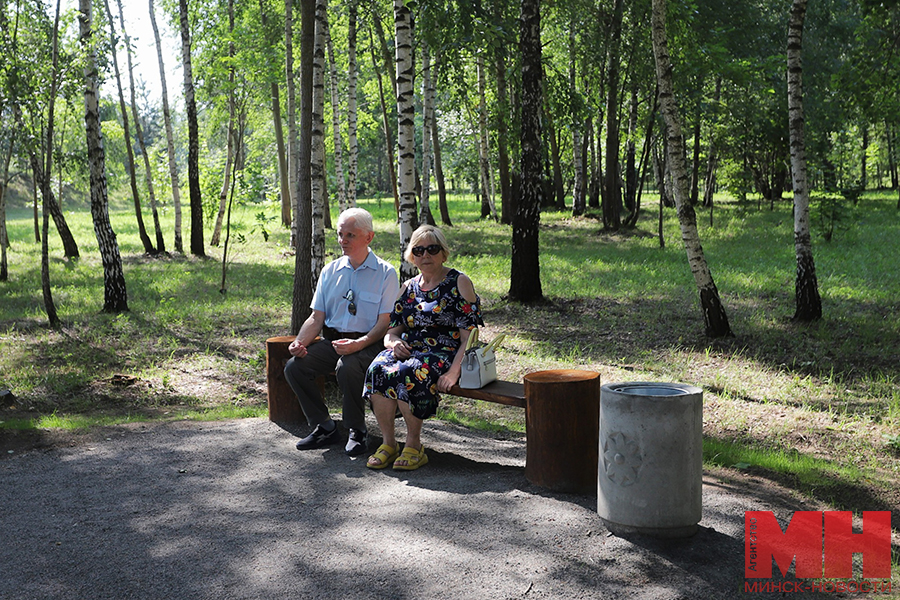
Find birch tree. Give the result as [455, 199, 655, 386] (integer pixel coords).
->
[787, 0, 822, 322]
[570, 26, 586, 217]
[104, 0, 155, 255]
[0, 131, 11, 281]
[603, 0, 624, 230]
[117, 0, 165, 253]
[419, 49, 436, 226]
[323, 2, 347, 212]
[179, 0, 205, 257]
[394, 0, 418, 281]
[311, 0, 328, 280]
[509, 0, 543, 302]
[346, 0, 359, 206]
[149, 0, 183, 253]
[477, 55, 498, 221]
[211, 0, 237, 247]
[286, 0, 300, 247]
[40, 0, 63, 328]
[368, 22, 399, 215]
[290, 0, 316, 333]
[78, 0, 128, 312]
[651, 0, 732, 337]
[256, 0, 292, 230]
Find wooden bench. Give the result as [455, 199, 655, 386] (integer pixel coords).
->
[266, 335, 599, 493]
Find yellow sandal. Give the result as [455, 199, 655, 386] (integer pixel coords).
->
[393, 445, 428, 471]
[366, 444, 399, 470]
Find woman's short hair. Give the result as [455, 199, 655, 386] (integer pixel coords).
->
[337, 207, 374, 234]
[404, 225, 450, 263]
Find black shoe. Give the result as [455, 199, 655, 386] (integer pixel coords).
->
[295, 424, 339, 450]
[345, 429, 368, 457]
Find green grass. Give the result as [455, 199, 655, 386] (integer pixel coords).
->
[2, 189, 900, 522]
[703, 436, 866, 491]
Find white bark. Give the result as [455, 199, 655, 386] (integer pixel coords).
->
[286, 0, 300, 248]
[323, 2, 347, 212]
[394, 0, 417, 280]
[346, 0, 359, 207]
[788, 0, 821, 321]
[419, 49, 435, 225]
[311, 0, 327, 280]
[651, 0, 732, 337]
[149, 0, 183, 253]
[477, 55, 497, 221]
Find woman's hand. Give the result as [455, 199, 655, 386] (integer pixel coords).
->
[437, 367, 460, 392]
[390, 339, 412, 360]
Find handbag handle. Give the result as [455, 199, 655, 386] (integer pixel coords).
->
[465, 327, 479, 352]
[483, 333, 506, 354]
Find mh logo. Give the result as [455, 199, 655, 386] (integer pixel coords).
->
[745, 511, 892, 579]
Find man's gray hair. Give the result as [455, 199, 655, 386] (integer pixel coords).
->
[337, 207, 374, 234]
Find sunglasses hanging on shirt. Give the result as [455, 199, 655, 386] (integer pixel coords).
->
[343, 290, 357, 315]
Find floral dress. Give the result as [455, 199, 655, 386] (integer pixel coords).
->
[364, 269, 483, 420]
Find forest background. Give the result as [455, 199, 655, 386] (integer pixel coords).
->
[1, 0, 899, 566]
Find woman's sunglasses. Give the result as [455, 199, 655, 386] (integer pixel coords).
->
[411, 244, 442, 257]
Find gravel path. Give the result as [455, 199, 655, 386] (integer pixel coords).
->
[0, 417, 844, 599]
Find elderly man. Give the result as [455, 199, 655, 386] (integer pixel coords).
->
[284, 208, 399, 456]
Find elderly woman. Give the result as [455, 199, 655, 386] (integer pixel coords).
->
[364, 225, 482, 471]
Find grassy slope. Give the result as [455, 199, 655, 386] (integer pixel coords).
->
[1, 192, 899, 544]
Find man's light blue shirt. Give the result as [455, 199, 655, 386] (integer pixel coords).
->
[312, 250, 399, 334]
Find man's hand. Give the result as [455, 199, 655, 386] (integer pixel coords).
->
[288, 339, 308, 358]
[332, 338, 360, 356]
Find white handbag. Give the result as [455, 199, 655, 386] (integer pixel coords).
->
[459, 329, 505, 389]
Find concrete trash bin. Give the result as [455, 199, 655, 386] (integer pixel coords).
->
[597, 382, 703, 538]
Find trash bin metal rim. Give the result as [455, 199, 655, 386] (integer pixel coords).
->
[603, 381, 702, 398]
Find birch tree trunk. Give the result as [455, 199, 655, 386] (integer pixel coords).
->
[346, 0, 359, 207]
[702, 77, 722, 208]
[432, 70, 452, 227]
[493, 2, 512, 225]
[570, 26, 586, 217]
[419, 49, 436, 226]
[545, 104, 565, 209]
[79, 0, 128, 312]
[651, 0, 732, 337]
[477, 55, 498, 221]
[105, 0, 155, 255]
[0, 133, 11, 281]
[40, 0, 63, 328]
[118, 0, 165, 253]
[368, 24, 399, 215]
[16, 110, 79, 259]
[623, 86, 638, 216]
[787, 0, 822, 322]
[509, 0, 543, 302]
[286, 0, 300, 248]
[211, 0, 236, 247]
[323, 2, 347, 212]
[179, 0, 205, 257]
[310, 0, 327, 281]
[603, 0, 624, 230]
[394, 0, 417, 281]
[290, 0, 315, 333]
[149, 0, 183, 253]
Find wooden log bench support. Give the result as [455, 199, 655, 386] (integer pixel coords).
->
[265, 336, 598, 493]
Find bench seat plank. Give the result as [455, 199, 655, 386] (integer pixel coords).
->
[448, 380, 526, 408]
